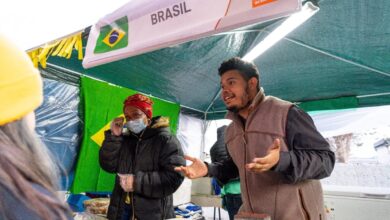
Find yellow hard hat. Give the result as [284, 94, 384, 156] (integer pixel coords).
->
[0, 35, 43, 126]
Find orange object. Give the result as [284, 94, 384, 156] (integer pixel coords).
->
[252, 0, 277, 8]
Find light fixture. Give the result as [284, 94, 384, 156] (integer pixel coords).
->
[242, 1, 319, 61]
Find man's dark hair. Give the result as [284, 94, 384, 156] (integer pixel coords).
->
[218, 57, 260, 84]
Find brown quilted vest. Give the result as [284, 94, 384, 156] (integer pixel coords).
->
[225, 91, 325, 220]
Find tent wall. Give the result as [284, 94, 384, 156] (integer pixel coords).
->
[35, 77, 82, 189]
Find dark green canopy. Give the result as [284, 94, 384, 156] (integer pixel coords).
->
[47, 0, 390, 119]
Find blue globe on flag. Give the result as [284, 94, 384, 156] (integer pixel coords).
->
[109, 31, 120, 44]
[102, 28, 126, 48]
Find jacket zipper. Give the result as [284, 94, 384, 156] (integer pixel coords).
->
[243, 132, 254, 213]
[132, 138, 142, 220]
[245, 105, 260, 213]
[131, 193, 135, 220]
[129, 130, 144, 220]
[238, 112, 255, 213]
[161, 197, 166, 220]
[228, 91, 264, 214]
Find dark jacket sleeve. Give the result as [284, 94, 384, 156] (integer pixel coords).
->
[209, 125, 239, 186]
[99, 130, 123, 173]
[210, 125, 229, 163]
[134, 135, 186, 198]
[273, 106, 336, 183]
[207, 152, 239, 185]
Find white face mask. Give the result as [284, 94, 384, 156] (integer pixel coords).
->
[125, 118, 147, 134]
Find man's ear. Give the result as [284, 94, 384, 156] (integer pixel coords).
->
[248, 77, 258, 90]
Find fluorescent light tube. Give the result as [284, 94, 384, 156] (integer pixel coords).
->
[242, 2, 319, 61]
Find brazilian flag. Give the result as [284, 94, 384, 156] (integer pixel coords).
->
[94, 16, 129, 54]
[71, 76, 180, 193]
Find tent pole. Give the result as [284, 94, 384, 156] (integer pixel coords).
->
[358, 92, 390, 98]
[46, 63, 83, 76]
[204, 89, 222, 120]
[199, 89, 222, 160]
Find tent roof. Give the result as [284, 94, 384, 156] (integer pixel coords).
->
[47, 0, 390, 119]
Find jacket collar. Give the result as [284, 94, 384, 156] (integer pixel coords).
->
[130, 116, 170, 139]
[248, 87, 265, 111]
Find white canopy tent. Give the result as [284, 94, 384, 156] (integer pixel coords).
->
[312, 105, 390, 138]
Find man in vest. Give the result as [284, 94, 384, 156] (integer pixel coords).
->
[175, 57, 335, 220]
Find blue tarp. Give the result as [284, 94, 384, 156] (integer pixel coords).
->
[35, 78, 82, 189]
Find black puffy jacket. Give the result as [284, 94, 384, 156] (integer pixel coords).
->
[209, 125, 239, 186]
[210, 126, 229, 164]
[99, 116, 185, 220]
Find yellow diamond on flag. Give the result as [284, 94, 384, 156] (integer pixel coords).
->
[91, 114, 124, 147]
[102, 28, 126, 48]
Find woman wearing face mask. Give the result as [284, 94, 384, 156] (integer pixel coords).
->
[99, 94, 186, 220]
[0, 35, 73, 220]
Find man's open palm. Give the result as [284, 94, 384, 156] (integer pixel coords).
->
[246, 138, 281, 172]
[174, 155, 208, 179]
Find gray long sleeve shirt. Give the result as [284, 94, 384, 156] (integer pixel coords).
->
[208, 105, 335, 184]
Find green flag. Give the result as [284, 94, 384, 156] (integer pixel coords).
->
[94, 16, 129, 54]
[71, 76, 180, 193]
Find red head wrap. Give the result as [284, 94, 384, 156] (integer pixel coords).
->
[123, 94, 153, 119]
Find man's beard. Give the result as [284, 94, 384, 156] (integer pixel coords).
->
[226, 85, 251, 113]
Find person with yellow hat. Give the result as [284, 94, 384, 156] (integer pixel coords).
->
[0, 35, 72, 220]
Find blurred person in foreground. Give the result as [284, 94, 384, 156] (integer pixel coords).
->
[0, 35, 72, 220]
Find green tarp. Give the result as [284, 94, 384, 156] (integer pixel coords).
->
[47, 0, 390, 120]
[298, 96, 358, 112]
[71, 76, 180, 193]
